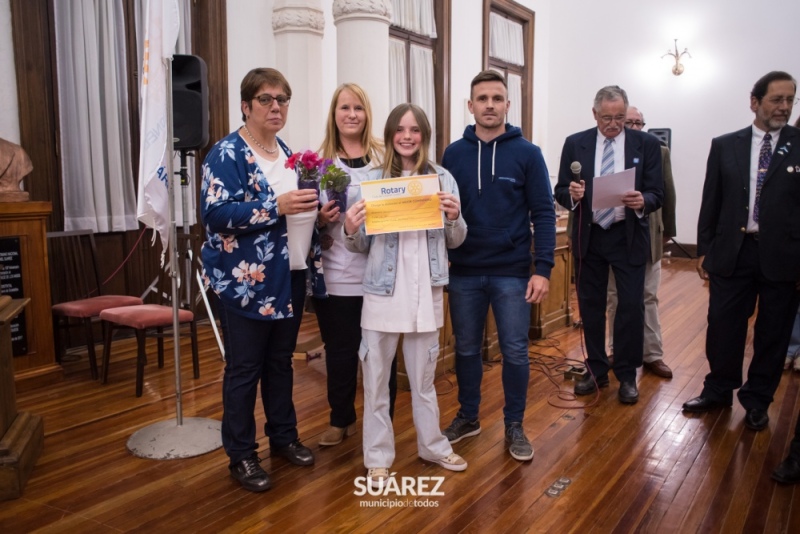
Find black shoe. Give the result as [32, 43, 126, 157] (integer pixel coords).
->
[744, 408, 769, 431]
[504, 423, 534, 461]
[442, 415, 481, 444]
[618, 380, 639, 404]
[229, 455, 271, 492]
[772, 457, 800, 484]
[681, 396, 731, 413]
[271, 440, 315, 466]
[574, 374, 609, 396]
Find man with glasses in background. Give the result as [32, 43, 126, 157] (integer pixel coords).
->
[684, 71, 800, 432]
[606, 106, 677, 379]
[554, 86, 663, 404]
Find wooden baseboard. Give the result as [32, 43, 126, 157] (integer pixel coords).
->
[0, 411, 44, 501]
[665, 240, 697, 259]
[13, 364, 64, 394]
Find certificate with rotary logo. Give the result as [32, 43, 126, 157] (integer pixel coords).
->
[360, 174, 443, 235]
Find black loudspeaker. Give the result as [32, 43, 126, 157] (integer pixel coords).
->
[648, 128, 671, 150]
[172, 54, 209, 150]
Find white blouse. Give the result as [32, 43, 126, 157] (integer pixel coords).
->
[252, 148, 316, 271]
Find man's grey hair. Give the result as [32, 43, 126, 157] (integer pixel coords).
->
[593, 86, 629, 111]
[628, 105, 644, 123]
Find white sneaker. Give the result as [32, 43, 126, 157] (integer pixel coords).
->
[367, 468, 390, 490]
[785, 356, 793, 370]
[794, 357, 800, 372]
[428, 453, 468, 472]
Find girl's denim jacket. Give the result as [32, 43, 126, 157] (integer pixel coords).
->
[343, 164, 467, 296]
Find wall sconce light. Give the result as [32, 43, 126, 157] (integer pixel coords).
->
[662, 39, 691, 76]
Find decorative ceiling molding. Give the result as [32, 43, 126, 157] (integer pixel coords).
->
[272, 6, 325, 35]
[332, 0, 392, 24]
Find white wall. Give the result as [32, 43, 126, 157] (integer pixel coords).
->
[524, 0, 551, 152]
[226, 1, 552, 157]
[449, 0, 484, 140]
[448, 0, 552, 154]
[3, 0, 799, 245]
[320, 2, 337, 140]
[225, 0, 278, 135]
[547, 0, 800, 244]
[107, 0, 800, 247]
[226, 0, 335, 150]
[0, 0, 20, 143]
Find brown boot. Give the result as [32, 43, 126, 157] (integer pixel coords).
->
[318, 423, 357, 446]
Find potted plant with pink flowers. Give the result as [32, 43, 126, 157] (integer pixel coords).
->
[285, 151, 351, 213]
[319, 161, 351, 214]
[285, 150, 324, 194]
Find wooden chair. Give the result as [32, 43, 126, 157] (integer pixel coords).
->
[47, 230, 144, 379]
[99, 234, 200, 397]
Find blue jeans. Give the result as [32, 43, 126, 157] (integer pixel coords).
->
[448, 275, 531, 425]
[218, 270, 305, 466]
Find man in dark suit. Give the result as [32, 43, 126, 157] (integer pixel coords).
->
[554, 86, 663, 404]
[772, 116, 800, 484]
[773, 406, 800, 484]
[607, 105, 678, 380]
[684, 71, 800, 431]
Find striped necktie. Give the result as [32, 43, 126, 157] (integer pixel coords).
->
[753, 133, 772, 223]
[594, 138, 616, 229]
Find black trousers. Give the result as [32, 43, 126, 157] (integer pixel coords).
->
[314, 295, 397, 426]
[703, 235, 800, 410]
[575, 221, 645, 383]
[218, 270, 305, 465]
[790, 409, 800, 461]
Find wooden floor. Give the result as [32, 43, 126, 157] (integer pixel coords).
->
[3, 257, 800, 533]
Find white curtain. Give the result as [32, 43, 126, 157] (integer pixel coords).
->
[489, 12, 524, 66]
[391, 0, 437, 37]
[55, 0, 138, 232]
[410, 45, 436, 158]
[507, 73, 522, 128]
[135, 0, 196, 229]
[389, 38, 407, 110]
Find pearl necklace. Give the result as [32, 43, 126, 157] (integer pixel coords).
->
[243, 125, 278, 154]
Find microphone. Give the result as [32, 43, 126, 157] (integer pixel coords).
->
[570, 161, 582, 182]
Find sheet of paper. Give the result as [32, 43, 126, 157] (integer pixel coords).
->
[592, 167, 635, 210]
[360, 174, 443, 235]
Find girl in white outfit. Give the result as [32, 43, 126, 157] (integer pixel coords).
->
[344, 104, 468, 488]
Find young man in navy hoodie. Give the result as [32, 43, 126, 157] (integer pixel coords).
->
[441, 70, 556, 461]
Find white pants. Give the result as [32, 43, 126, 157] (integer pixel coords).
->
[607, 258, 663, 363]
[360, 328, 453, 468]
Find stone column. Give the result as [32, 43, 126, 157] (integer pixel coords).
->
[273, 0, 325, 149]
[332, 0, 392, 136]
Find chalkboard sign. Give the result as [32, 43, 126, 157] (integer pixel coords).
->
[0, 237, 27, 356]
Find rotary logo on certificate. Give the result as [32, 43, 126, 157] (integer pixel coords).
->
[360, 174, 443, 235]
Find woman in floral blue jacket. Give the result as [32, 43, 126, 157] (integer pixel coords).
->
[201, 68, 325, 493]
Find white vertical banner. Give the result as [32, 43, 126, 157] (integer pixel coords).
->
[137, 0, 181, 251]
